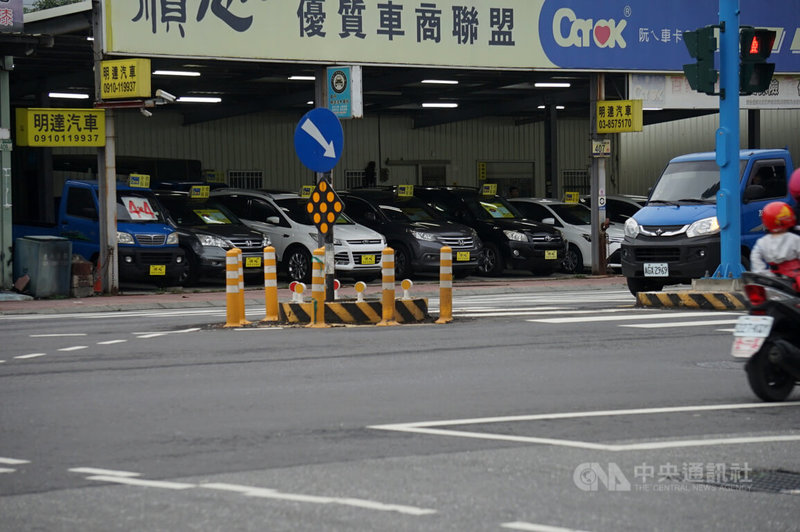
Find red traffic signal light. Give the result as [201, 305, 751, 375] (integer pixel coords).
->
[739, 27, 777, 95]
[741, 28, 776, 60]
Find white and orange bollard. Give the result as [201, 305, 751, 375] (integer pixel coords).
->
[236, 248, 250, 325]
[308, 247, 328, 328]
[435, 246, 453, 324]
[224, 249, 242, 327]
[263, 246, 279, 322]
[377, 247, 398, 326]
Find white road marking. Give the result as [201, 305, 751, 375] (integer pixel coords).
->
[97, 339, 127, 345]
[502, 522, 592, 532]
[0, 457, 30, 465]
[457, 308, 633, 318]
[201, 483, 436, 516]
[69, 467, 140, 477]
[0, 468, 15, 474]
[0, 360, 5, 364]
[134, 328, 201, 339]
[58, 346, 89, 352]
[14, 353, 46, 360]
[86, 475, 196, 490]
[234, 327, 284, 331]
[370, 402, 800, 452]
[30, 333, 87, 337]
[621, 319, 739, 328]
[528, 311, 739, 324]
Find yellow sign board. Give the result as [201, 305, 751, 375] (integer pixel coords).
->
[477, 162, 487, 181]
[100, 58, 152, 100]
[15, 108, 105, 147]
[397, 184, 414, 197]
[128, 174, 151, 188]
[190, 186, 210, 199]
[481, 183, 497, 196]
[203, 170, 225, 183]
[563, 191, 580, 203]
[299, 185, 314, 198]
[596, 100, 643, 134]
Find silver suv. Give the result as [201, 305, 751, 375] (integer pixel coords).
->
[210, 189, 385, 283]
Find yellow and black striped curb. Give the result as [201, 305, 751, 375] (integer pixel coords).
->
[636, 291, 748, 311]
[280, 298, 429, 324]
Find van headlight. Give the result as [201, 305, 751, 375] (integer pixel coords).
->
[117, 231, 135, 245]
[686, 216, 720, 238]
[624, 218, 640, 238]
[167, 232, 179, 245]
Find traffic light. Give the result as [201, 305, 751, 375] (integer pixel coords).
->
[683, 26, 718, 95]
[740, 27, 776, 95]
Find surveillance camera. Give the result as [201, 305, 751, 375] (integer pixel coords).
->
[155, 89, 176, 102]
[140, 108, 153, 118]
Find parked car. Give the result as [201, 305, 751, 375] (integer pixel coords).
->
[341, 188, 483, 278]
[579, 194, 647, 225]
[153, 190, 269, 285]
[412, 186, 565, 276]
[509, 198, 624, 274]
[209, 189, 385, 283]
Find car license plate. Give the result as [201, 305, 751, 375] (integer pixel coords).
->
[149, 265, 166, 276]
[644, 262, 669, 277]
[545, 250, 558, 260]
[456, 251, 470, 262]
[731, 315, 773, 358]
[245, 256, 262, 268]
[361, 254, 376, 265]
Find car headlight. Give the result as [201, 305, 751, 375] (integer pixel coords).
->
[197, 234, 230, 248]
[262, 235, 271, 247]
[624, 217, 640, 238]
[166, 232, 179, 245]
[117, 231, 135, 245]
[686, 216, 720, 238]
[410, 229, 437, 241]
[503, 230, 528, 242]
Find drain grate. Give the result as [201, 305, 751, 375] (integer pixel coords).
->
[698, 469, 800, 494]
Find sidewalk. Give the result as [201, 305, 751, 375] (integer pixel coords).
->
[0, 275, 629, 315]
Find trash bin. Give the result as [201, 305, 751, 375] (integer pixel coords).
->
[13, 236, 73, 298]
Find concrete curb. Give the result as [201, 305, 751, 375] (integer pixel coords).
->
[637, 290, 748, 310]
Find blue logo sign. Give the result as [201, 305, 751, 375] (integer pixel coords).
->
[294, 108, 344, 173]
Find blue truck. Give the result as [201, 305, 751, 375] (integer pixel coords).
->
[13, 180, 186, 285]
[621, 149, 796, 295]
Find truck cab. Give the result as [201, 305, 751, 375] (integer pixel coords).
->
[621, 149, 795, 295]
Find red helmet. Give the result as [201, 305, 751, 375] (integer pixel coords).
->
[762, 201, 797, 233]
[790, 168, 800, 201]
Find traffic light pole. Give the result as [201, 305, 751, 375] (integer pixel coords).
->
[713, 0, 745, 280]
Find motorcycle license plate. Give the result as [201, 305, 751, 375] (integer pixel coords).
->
[730, 315, 774, 358]
[644, 262, 668, 277]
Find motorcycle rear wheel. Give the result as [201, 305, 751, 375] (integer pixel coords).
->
[745, 341, 796, 402]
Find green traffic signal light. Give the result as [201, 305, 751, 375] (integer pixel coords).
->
[740, 27, 776, 95]
[683, 26, 718, 95]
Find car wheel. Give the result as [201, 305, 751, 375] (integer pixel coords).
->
[625, 276, 664, 296]
[746, 342, 795, 402]
[286, 246, 312, 283]
[477, 243, 504, 276]
[178, 249, 200, 286]
[393, 245, 414, 279]
[562, 244, 584, 274]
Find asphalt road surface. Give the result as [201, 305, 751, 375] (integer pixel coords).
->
[1, 286, 798, 531]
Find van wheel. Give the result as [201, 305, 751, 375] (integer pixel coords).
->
[477, 243, 504, 276]
[561, 244, 584, 274]
[626, 277, 664, 296]
[286, 246, 312, 283]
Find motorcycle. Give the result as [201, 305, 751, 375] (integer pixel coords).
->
[731, 271, 800, 401]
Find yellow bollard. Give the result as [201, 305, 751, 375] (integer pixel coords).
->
[354, 281, 367, 303]
[263, 246, 279, 322]
[224, 249, 242, 327]
[237, 248, 251, 325]
[377, 247, 398, 326]
[436, 246, 453, 324]
[307, 247, 328, 328]
[401, 278, 413, 300]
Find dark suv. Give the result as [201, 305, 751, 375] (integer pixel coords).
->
[413, 187, 565, 276]
[341, 188, 483, 278]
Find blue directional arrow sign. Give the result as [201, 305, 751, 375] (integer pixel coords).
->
[294, 108, 344, 173]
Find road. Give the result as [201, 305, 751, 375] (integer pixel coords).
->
[1, 285, 799, 531]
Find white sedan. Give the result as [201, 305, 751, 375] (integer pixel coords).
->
[509, 198, 624, 274]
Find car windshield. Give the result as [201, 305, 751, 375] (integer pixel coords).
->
[378, 197, 443, 222]
[275, 197, 354, 225]
[649, 160, 747, 203]
[468, 195, 522, 220]
[549, 203, 591, 225]
[116, 191, 169, 223]
[159, 197, 242, 226]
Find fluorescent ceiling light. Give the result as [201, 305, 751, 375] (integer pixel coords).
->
[422, 102, 458, 108]
[49, 92, 89, 99]
[535, 82, 571, 88]
[422, 79, 458, 85]
[177, 96, 222, 103]
[307, 101, 314, 105]
[289, 75, 315, 81]
[556, 105, 565, 110]
[153, 70, 201, 77]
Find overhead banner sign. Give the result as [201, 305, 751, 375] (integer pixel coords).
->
[100, 58, 152, 100]
[104, 0, 800, 72]
[596, 100, 643, 133]
[15, 108, 106, 147]
[0, 0, 24, 33]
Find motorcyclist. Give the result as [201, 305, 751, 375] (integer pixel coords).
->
[750, 201, 800, 289]
[790, 167, 800, 234]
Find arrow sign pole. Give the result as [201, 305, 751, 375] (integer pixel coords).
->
[301, 118, 337, 159]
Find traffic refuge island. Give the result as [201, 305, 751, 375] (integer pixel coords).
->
[636, 279, 748, 311]
[224, 246, 455, 327]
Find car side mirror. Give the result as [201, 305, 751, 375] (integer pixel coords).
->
[266, 216, 280, 225]
[541, 217, 555, 225]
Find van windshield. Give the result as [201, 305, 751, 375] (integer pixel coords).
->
[117, 191, 169, 223]
[649, 160, 747, 203]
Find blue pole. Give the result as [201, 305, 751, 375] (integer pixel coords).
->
[712, 0, 745, 279]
